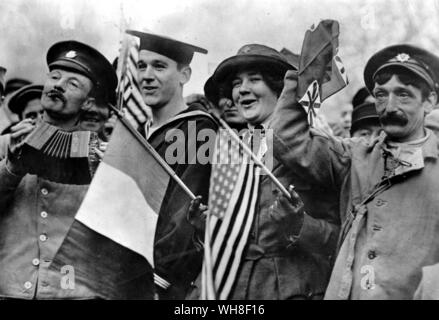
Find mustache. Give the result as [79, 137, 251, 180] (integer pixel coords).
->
[379, 112, 408, 126]
[46, 89, 66, 103]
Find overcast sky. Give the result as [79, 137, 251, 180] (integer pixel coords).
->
[1, 0, 438, 108]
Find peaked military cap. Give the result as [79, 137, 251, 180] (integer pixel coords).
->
[364, 44, 439, 95]
[352, 87, 373, 109]
[350, 102, 380, 134]
[126, 30, 207, 65]
[8, 84, 43, 115]
[47, 40, 117, 103]
[5, 77, 31, 96]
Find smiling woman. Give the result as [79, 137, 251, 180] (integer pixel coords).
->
[187, 44, 341, 300]
[231, 70, 280, 125]
[212, 44, 292, 127]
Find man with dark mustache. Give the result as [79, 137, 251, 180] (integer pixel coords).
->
[0, 41, 117, 299]
[271, 44, 439, 299]
[126, 30, 218, 299]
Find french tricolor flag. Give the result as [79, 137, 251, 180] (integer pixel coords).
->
[50, 118, 169, 299]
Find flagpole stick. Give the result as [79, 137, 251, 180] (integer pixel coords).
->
[207, 108, 292, 199]
[109, 105, 197, 201]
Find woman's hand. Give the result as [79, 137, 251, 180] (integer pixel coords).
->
[269, 185, 305, 243]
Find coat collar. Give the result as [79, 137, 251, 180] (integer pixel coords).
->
[379, 128, 439, 160]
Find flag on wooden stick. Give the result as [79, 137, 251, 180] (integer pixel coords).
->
[49, 118, 170, 299]
[202, 129, 261, 300]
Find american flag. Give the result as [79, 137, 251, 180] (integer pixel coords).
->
[202, 129, 260, 300]
[116, 33, 152, 131]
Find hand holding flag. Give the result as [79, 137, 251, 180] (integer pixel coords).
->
[297, 20, 348, 126]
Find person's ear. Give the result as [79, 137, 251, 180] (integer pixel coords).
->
[424, 91, 437, 115]
[179, 65, 192, 85]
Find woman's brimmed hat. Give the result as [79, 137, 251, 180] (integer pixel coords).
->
[205, 44, 295, 104]
[212, 44, 294, 84]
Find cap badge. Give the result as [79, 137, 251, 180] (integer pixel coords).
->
[240, 45, 252, 54]
[395, 53, 410, 63]
[65, 50, 77, 59]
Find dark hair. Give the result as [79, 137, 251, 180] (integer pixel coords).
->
[374, 67, 432, 100]
[177, 62, 189, 71]
[261, 68, 284, 97]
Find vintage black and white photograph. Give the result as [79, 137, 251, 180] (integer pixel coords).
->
[1, 0, 439, 307]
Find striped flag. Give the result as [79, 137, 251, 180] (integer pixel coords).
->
[202, 129, 261, 300]
[49, 118, 169, 299]
[298, 20, 348, 126]
[117, 34, 152, 131]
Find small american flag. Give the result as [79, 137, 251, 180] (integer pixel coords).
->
[208, 129, 243, 219]
[116, 34, 152, 131]
[202, 129, 260, 300]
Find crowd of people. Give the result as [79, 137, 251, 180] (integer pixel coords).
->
[1, 25, 439, 300]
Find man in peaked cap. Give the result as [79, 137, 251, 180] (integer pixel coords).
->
[0, 85, 44, 159]
[271, 43, 439, 299]
[5, 84, 44, 124]
[126, 30, 218, 299]
[1, 78, 33, 128]
[201, 76, 247, 130]
[350, 87, 381, 143]
[0, 40, 117, 299]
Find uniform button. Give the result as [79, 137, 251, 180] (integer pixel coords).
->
[368, 250, 377, 259]
[24, 281, 32, 289]
[41, 188, 48, 196]
[40, 211, 48, 218]
[32, 258, 40, 266]
[375, 199, 386, 207]
[39, 234, 48, 242]
[41, 282, 49, 287]
[372, 225, 382, 231]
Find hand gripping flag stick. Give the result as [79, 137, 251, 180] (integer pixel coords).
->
[207, 107, 292, 199]
[109, 104, 197, 201]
